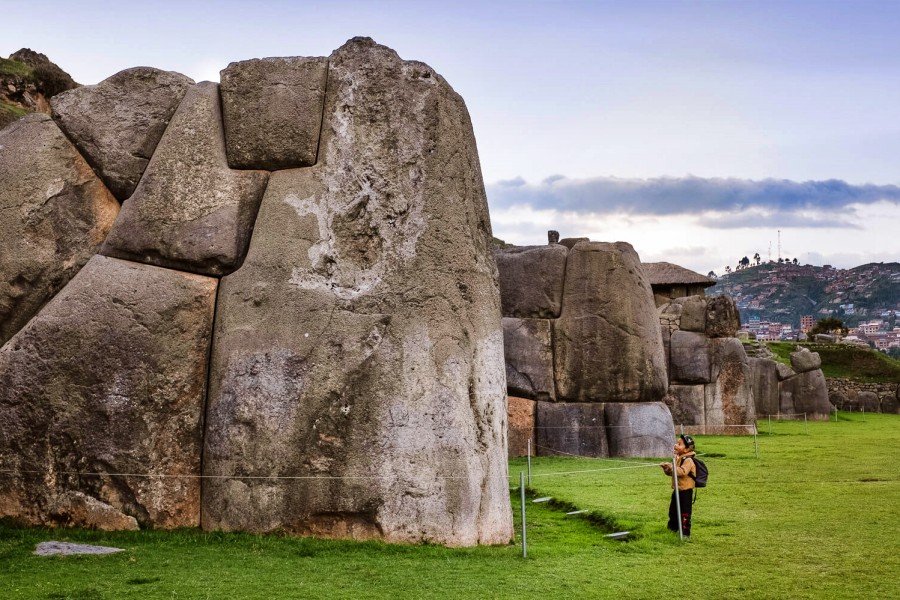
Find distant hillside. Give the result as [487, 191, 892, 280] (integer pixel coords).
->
[0, 49, 77, 129]
[708, 262, 900, 326]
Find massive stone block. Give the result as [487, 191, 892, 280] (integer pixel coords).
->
[667, 385, 706, 428]
[669, 330, 711, 384]
[780, 370, 833, 419]
[790, 348, 822, 373]
[748, 357, 780, 416]
[502, 317, 554, 400]
[605, 402, 674, 457]
[553, 241, 668, 402]
[705, 295, 741, 338]
[0, 255, 216, 528]
[494, 245, 567, 318]
[535, 402, 607, 457]
[704, 360, 756, 434]
[709, 337, 749, 382]
[101, 82, 269, 276]
[508, 396, 535, 458]
[220, 57, 328, 170]
[202, 38, 512, 546]
[0, 114, 119, 347]
[678, 296, 707, 333]
[50, 67, 194, 199]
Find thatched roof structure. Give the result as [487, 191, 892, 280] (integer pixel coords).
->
[643, 262, 715, 287]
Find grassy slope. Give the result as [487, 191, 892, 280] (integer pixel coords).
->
[1, 414, 898, 599]
[768, 341, 900, 382]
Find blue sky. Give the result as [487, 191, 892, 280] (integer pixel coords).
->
[4, 0, 898, 272]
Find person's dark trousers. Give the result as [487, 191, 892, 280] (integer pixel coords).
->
[667, 489, 693, 536]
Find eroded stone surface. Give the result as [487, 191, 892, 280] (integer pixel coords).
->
[0, 114, 119, 347]
[678, 296, 707, 333]
[221, 57, 328, 170]
[101, 82, 269, 276]
[50, 67, 194, 199]
[748, 357, 780, 416]
[502, 317, 554, 400]
[494, 245, 567, 318]
[0, 255, 216, 528]
[605, 402, 674, 457]
[667, 385, 705, 428]
[49, 491, 139, 531]
[790, 348, 822, 373]
[780, 370, 833, 419]
[508, 396, 535, 458]
[535, 402, 607, 457]
[669, 330, 711, 384]
[553, 241, 668, 402]
[202, 38, 511, 546]
[705, 295, 741, 338]
[35, 541, 124, 556]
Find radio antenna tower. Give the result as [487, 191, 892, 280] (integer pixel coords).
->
[768, 241, 772, 262]
[777, 230, 782, 261]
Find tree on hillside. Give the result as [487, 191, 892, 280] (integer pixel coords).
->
[753, 252, 761, 266]
[809, 317, 848, 337]
[707, 270, 717, 279]
[778, 257, 784, 263]
[725, 265, 732, 274]
[740, 256, 750, 269]
[792, 258, 798, 265]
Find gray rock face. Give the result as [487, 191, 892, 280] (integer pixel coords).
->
[535, 402, 607, 457]
[0, 255, 216, 528]
[709, 337, 749, 382]
[494, 245, 567, 318]
[502, 317, 554, 400]
[49, 491, 139, 531]
[790, 348, 822, 373]
[220, 57, 328, 170]
[748, 357, 780, 415]
[34, 541, 124, 556]
[558, 237, 588, 249]
[780, 370, 832, 418]
[50, 67, 194, 199]
[605, 402, 674, 457]
[705, 295, 741, 338]
[703, 338, 755, 433]
[677, 296, 707, 332]
[202, 38, 512, 546]
[667, 385, 705, 427]
[553, 241, 668, 402]
[669, 330, 711, 384]
[508, 396, 535, 458]
[857, 391, 880, 412]
[776, 362, 796, 380]
[101, 82, 269, 276]
[0, 114, 119, 347]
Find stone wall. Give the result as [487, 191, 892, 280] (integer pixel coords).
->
[657, 295, 757, 434]
[0, 38, 513, 546]
[496, 237, 674, 458]
[827, 378, 899, 414]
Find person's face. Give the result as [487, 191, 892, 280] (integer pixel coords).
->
[673, 439, 686, 455]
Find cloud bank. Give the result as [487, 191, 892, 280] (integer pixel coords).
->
[487, 175, 900, 228]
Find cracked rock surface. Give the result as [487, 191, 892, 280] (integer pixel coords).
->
[553, 241, 668, 403]
[51, 67, 194, 200]
[101, 82, 269, 276]
[0, 255, 216, 529]
[202, 38, 512, 546]
[0, 114, 119, 347]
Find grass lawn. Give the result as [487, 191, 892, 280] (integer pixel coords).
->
[1, 413, 898, 599]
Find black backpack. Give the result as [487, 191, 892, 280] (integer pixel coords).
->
[687, 455, 708, 488]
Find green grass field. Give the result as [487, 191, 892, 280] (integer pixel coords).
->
[2, 413, 898, 599]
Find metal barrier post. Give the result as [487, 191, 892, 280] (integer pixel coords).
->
[754, 430, 759, 458]
[527, 438, 532, 487]
[520, 471, 527, 558]
[804, 412, 809, 435]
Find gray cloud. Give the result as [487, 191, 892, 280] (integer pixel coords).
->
[486, 175, 900, 227]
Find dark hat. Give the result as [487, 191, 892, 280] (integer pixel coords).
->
[679, 434, 695, 449]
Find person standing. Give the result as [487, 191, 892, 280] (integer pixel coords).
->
[660, 434, 696, 537]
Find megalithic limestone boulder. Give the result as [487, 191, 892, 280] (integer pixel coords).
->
[748, 357, 780, 416]
[705, 295, 741, 338]
[220, 57, 328, 170]
[669, 330, 711, 384]
[605, 402, 674, 457]
[790, 348, 822, 373]
[101, 82, 269, 276]
[666, 385, 706, 428]
[0, 114, 119, 347]
[502, 317, 555, 400]
[202, 38, 512, 546]
[494, 245, 567, 318]
[0, 255, 216, 528]
[704, 339, 756, 434]
[553, 241, 668, 402]
[50, 67, 195, 200]
[535, 401, 608, 457]
[780, 370, 833, 419]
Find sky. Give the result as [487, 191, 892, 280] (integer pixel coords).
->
[4, 0, 898, 274]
